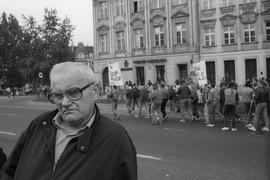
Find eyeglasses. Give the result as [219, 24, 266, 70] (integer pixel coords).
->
[48, 82, 95, 105]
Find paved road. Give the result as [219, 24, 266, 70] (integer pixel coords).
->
[0, 96, 269, 180]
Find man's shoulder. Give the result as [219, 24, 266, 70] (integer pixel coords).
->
[29, 110, 58, 128]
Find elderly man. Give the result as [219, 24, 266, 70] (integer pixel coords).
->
[0, 62, 137, 180]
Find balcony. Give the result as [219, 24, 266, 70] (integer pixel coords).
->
[151, 46, 167, 54]
[221, 43, 238, 52]
[219, 5, 236, 14]
[132, 47, 146, 56]
[173, 43, 190, 53]
[241, 42, 258, 51]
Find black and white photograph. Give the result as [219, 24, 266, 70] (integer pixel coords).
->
[0, 0, 270, 179]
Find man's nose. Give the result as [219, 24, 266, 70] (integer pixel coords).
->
[61, 95, 72, 106]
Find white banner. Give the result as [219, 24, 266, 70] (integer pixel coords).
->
[190, 61, 207, 86]
[108, 62, 124, 86]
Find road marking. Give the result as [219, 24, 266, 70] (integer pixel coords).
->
[137, 154, 162, 160]
[0, 113, 19, 116]
[0, 105, 51, 110]
[0, 131, 17, 136]
[164, 128, 185, 132]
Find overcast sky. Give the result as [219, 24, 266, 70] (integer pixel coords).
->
[0, 0, 94, 46]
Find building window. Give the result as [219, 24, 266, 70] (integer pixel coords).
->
[206, 61, 216, 84]
[134, 29, 144, 48]
[116, 31, 125, 51]
[223, 0, 233, 7]
[267, 58, 270, 80]
[203, 0, 213, 10]
[224, 25, 235, 44]
[176, 23, 187, 44]
[100, 2, 108, 19]
[156, 65, 165, 83]
[100, 34, 108, 53]
[153, 0, 161, 9]
[176, 0, 186, 5]
[154, 26, 165, 46]
[115, 0, 124, 16]
[134, 0, 140, 13]
[266, 21, 270, 41]
[244, 24, 255, 43]
[224, 60, 235, 82]
[243, 0, 256, 4]
[245, 59, 257, 81]
[205, 27, 215, 46]
[136, 67, 145, 85]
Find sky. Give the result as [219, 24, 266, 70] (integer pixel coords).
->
[0, 0, 94, 46]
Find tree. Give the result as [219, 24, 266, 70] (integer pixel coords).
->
[0, 12, 24, 87]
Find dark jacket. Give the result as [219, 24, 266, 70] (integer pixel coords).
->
[0, 147, 6, 170]
[254, 87, 268, 104]
[0, 105, 137, 180]
[177, 85, 191, 99]
[139, 87, 150, 102]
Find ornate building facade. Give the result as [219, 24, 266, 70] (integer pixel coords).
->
[93, 0, 270, 88]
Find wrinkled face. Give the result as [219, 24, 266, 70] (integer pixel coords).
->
[51, 73, 96, 128]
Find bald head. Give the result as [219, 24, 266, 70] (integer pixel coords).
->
[50, 62, 96, 86]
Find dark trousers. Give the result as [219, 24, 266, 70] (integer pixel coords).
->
[192, 101, 199, 118]
[223, 104, 236, 128]
[161, 98, 168, 118]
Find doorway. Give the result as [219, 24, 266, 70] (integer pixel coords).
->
[178, 64, 187, 81]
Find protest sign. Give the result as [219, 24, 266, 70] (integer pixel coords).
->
[108, 62, 124, 86]
[190, 61, 207, 86]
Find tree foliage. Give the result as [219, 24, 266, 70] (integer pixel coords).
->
[0, 8, 75, 88]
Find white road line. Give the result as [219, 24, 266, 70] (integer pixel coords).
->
[164, 128, 185, 132]
[0, 131, 17, 136]
[0, 113, 19, 116]
[0, 105, 51, 110]
[137, 154, 162, 160]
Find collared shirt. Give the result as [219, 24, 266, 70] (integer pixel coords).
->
[53, 110, 96, 166]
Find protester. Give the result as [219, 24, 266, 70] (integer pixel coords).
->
[174, 79, 181, 113]
[197, 87, 204, 119]
[0, 147, 7, 170]
[137, 85, 150, 118]
[168, 85, 177, 113]
[190, 83, 199, 121]
[132, 84, 140, 118]
[248, 78, 270, 132]
[206, 83, 219, 127]
[219, 82, 226, 116]
[111, 85, 121, 120]
[160, 83, 169, 120]
[240, 80, 254, 128]
[125, 82, 134, 116]
[177, 80, 191, 122]
[0, 62, 137, 180]
[149, 83, 163, 125]
[221, 82, 239, 131]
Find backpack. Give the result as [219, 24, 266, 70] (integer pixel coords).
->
[168, 88, 176, 100]
[132, 87, 140, 99]
[125, 88, 133, 99]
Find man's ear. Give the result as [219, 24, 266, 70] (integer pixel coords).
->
[92, 84, 99, 100]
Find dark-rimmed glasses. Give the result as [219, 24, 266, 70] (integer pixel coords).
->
[48, 82, 95, 105]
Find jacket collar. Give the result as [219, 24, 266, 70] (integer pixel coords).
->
[40, 104, 101, 157]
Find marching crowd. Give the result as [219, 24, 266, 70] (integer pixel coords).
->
[107, 77, 270, 132]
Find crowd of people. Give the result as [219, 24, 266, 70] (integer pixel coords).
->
[107, 78, 270, 132]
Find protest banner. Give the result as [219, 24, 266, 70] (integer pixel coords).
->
[108, 62, 124, 86]
[189, 61, 207, 86]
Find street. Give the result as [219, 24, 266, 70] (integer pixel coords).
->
[0, 96, 269, 180]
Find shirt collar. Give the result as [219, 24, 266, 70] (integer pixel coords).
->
[52, 109, 96, 136]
